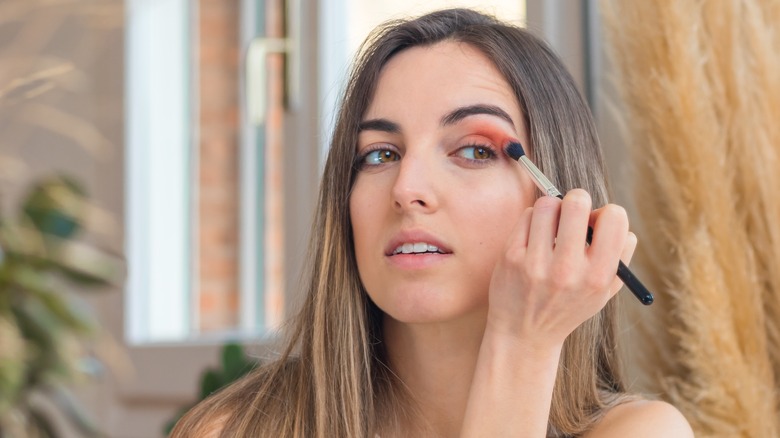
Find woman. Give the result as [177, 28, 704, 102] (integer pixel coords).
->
[172, 8, 692, 437]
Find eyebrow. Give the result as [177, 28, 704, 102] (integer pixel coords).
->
[440, 104, 514, 127]
[358, 119, 401, 134]
[358, 104, 514, 134]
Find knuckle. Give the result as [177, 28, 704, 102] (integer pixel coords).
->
[504, 230, 530, 263]
[549, 258, 577, 282]
[603, 204, 628, 222]
[523, 259, 549, 285]
[548, 258, 581, 290]
[533, 195, 561, 212]
[564, 189, 592, 211]
[504, 245, 526, 267]
[584, 270, 614, 292]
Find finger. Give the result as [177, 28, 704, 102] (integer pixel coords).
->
[510, 206, 534, 250]
[526, 196, 561, 257]
[587, 204, 629, 286]
[608, 231, 637, 295]
[553, 189, 591, 260]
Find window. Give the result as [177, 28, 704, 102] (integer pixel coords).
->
[125, 0, 193, 343]
[125, 0, 289, 344]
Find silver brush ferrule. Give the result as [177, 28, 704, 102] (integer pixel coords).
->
[518, 156, 563, 198]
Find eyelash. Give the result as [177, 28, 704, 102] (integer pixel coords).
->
[355, 142, 499, 170]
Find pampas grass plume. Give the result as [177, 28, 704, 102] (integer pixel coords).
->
[602, 1, 780, 436]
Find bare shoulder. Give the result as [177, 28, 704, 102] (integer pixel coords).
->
[583, 400, 694, 438]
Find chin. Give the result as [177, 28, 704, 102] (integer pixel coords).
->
[369, 286, 487, 325]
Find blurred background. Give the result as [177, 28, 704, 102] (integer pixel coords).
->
[3, 0, 750, 437]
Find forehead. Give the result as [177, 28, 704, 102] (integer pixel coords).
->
[364, 41, 522, 131]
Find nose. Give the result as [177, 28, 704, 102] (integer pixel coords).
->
[391, 150, 439, 213]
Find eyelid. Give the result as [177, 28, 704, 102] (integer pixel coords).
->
[358, 142, 400, 156]
[457, 142, 497, 155]
[448, 118, 516, 143]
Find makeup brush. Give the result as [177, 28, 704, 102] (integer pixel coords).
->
[505, 141, 654, 306]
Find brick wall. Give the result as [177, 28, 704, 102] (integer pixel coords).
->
[197, 0, 240, 332]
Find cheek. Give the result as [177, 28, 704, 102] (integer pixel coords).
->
[460, 187, 532, 262]
[349, 192, 366, 251]
[349, 179, 382, 261]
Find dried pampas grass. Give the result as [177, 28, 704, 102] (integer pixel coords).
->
[602, 1, 780, 436]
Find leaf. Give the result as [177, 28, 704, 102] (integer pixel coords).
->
[221, 343, 251, 382]
[9, 268, 93, 333]
[199, 370, 224, 400]
[0, 64, 75, 105]
[44, 238, 125, 288]
[0, 316, 26, 411]
[13, 298, 80, 387]
[0, 221, 48, 261]
[4, 229, 125, 289]
[14, 297, 58, 351]
[21, 175, 86, 239]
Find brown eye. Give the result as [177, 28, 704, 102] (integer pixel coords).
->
[457, 145, 495, 161]
[474, 147, 492, 160]
[363, 149, 400, 165]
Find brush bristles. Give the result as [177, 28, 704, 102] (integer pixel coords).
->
[504, 142, 525, 161]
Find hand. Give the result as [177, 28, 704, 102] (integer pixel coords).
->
[486, 188, 637, 349]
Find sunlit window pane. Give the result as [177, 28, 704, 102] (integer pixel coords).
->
[125, 0, 193, 343]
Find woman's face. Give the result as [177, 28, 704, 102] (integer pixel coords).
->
[350, 41, 536, 324]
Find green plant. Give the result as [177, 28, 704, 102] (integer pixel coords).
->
[1, 1, 126, 435]
[164, 343, 258, 435]
[0, 175, 124, 437]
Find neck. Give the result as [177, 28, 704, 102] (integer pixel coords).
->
[382, 311, 487, 437]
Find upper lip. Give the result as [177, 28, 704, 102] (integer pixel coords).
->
[384, 229, 453, 256]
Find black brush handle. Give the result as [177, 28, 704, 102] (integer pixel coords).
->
[616, 260, 655, 305]
[572, 197, 654, 305]
[583, 220, 654, 305]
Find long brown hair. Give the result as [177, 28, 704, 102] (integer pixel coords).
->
[171, 8, 627, 438]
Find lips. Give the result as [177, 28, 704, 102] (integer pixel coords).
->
[384, 230, 452, 257]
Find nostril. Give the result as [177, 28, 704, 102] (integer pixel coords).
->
[393, 198, 427, 209]
[391, 180, 437, 212]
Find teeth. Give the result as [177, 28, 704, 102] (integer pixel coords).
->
[393, 242, 444, 255]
